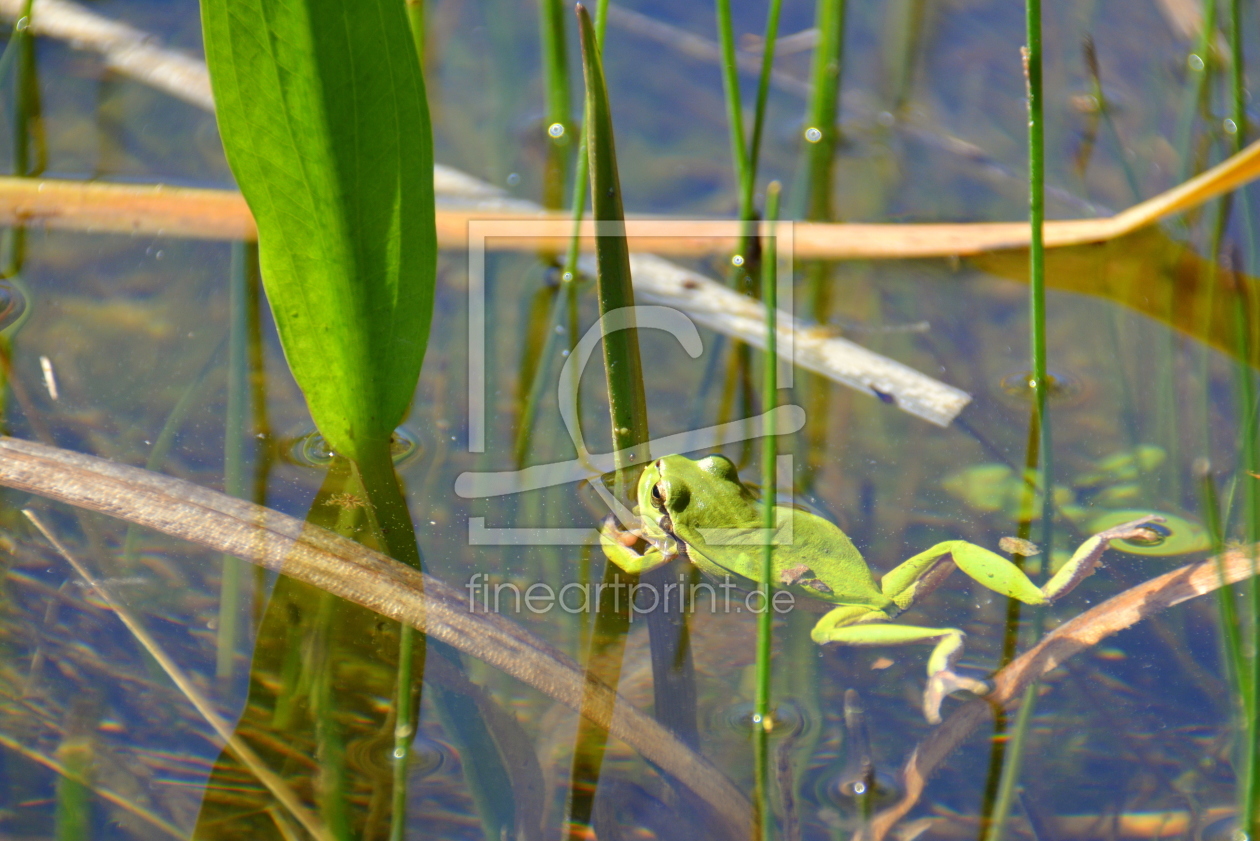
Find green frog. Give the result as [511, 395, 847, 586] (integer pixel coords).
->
[600, 453, 1162, 723]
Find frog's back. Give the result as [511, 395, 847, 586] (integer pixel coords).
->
[681, 506, 892, 610]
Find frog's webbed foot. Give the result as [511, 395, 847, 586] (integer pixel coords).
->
[599, 515, 671, 575]
[923, 670, 991, 725]
[918, 627, 998, 723]
[1041, 514, 1167, 601]
[1092, 515, 1166, 544]
[600, 514, 640, 548]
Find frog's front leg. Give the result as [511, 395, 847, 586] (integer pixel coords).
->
[810, 606, 987, 724]
[599, 516, 673, 574]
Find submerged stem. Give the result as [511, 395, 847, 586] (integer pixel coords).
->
[753, 181, 782, 841]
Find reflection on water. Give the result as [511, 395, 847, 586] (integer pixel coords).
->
[0, 0, 1255, 838]
[285, 426, 426, 469]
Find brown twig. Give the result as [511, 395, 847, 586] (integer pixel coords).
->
[0, 133, 1258, 257]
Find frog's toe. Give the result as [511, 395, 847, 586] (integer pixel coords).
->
[923, 671, 991, 724]
[1096, 514, 1166, 543]
[600, 515, 639, 548]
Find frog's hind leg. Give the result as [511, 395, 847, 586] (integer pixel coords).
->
[880, 513, 1165, 613]
[811, 607, 987, 723]
[878, 544, 965, 614]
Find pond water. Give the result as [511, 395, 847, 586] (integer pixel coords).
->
[0, 0, 1256, 839]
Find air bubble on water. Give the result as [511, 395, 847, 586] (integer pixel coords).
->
[506, 172, 521, 186]
[561, 271, 574, 282]
[1188, 53, 1205, 71]
[816, 767, 902, 808]
[548, 123, 565, 138]
[731, 254, 745, 267]
[15, 16, 28, 31]
[998, 369, 1083, 405]
[1224, 118, 1238, 135]
[804, 127, 823, 143]
[723, 700, 806, 737]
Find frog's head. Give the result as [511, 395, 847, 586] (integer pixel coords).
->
[636, 453, 756, 539]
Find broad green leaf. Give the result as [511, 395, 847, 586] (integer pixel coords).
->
[201, 0, 436, 460]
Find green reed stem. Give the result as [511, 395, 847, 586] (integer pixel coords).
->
[715, 0, 750, 215]
[803, 0, 845, 225]
[796, 0, 846, 489]
[983, 10, 1049, 841]
[1200, 463, 1245, 702]
[577, 2, 649, 487]
[389, 628, 417, 841]
[745, 0, 783, 221]
[0, 0, 41, 281]
[978, 407, 1039, 841]
[983, 683, 1037, 841]
[216, 243, 251, 681]
[1227, 0, 1244, 154]
[881, 0, 928, 114]
[1026, 0, 1054, 591]
[1223, 2, 1260, 834]
[539, 0, 571, 133]
[1026, 7, 1046, 408]
[564, 10, 654, 838]
[1236, 271, 1260, 841]
[754, 182, 782, 841]
[350, 444, 432, 841]
[559, 0, 608, 286]
[539, 0, 571, 211]
[515, 283, 572, 467]
[716, 0, 782, 295]
[54, 733, 91, 841]
[1172, 0, 1218, 185]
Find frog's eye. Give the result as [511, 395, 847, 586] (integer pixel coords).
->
[650, 482, 666, 509]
